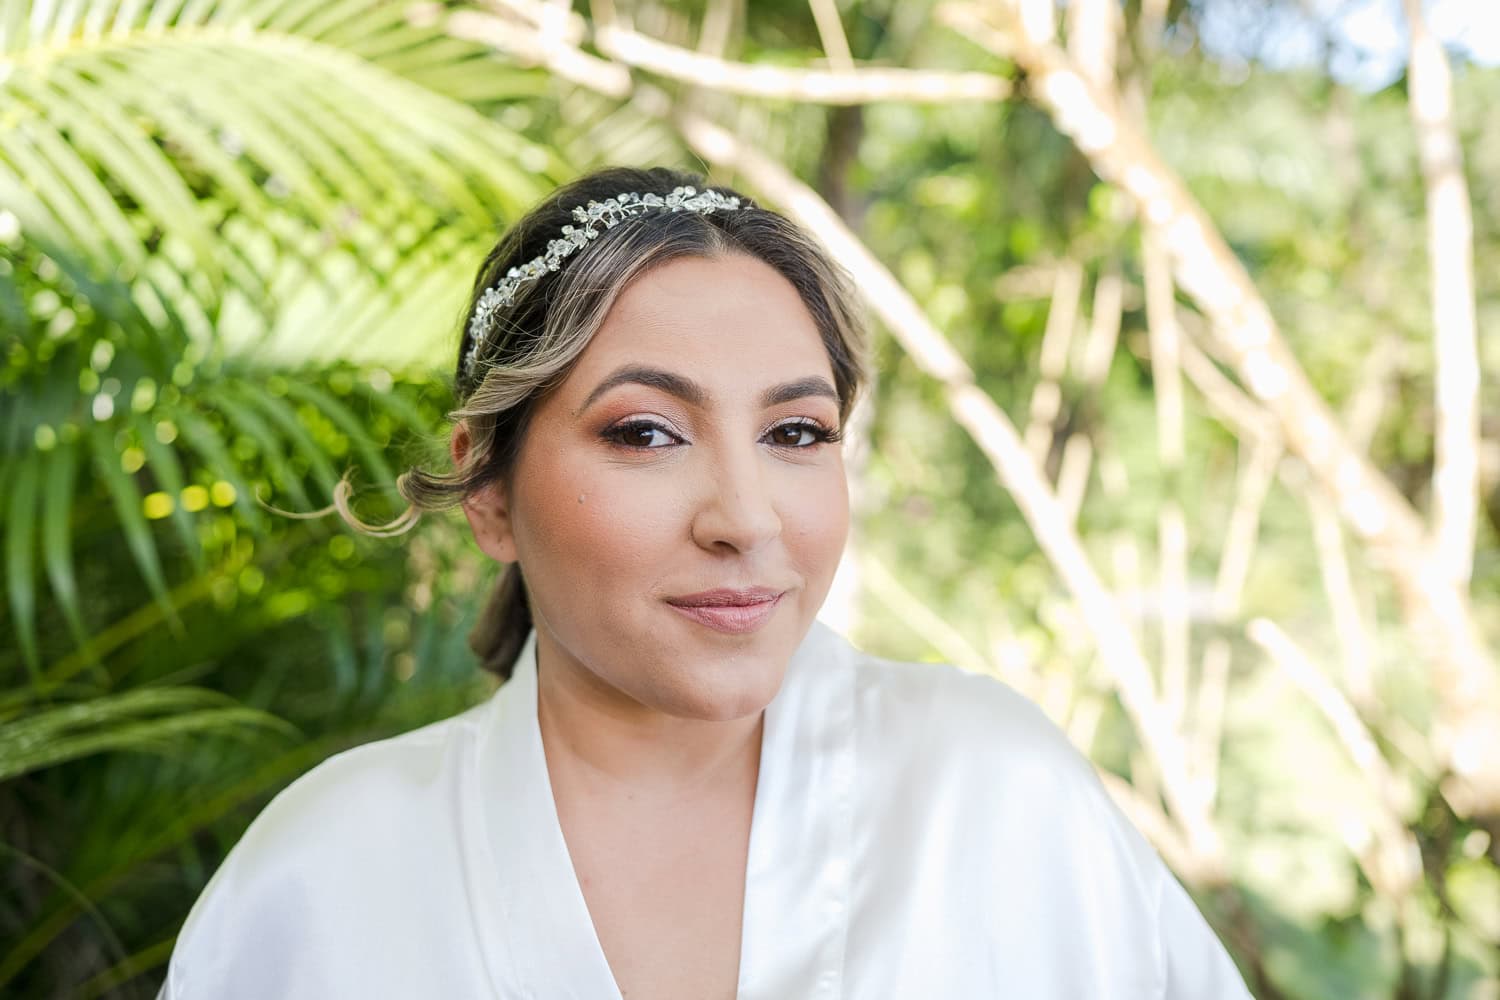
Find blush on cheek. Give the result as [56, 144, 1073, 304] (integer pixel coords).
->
[783, 482, 849, 584]
[519, 465, 682, 586]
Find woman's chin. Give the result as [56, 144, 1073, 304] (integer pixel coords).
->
[650, 660, 787, 723]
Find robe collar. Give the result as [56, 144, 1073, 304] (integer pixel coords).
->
[467, 622, 855, 999]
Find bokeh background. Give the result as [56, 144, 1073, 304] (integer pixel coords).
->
[2, 0, 1497, 996]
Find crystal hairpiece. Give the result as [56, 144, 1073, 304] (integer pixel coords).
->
[463, 185, 745, 377]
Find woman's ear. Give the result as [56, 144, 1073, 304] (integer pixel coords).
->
[452, 422, 518, 564]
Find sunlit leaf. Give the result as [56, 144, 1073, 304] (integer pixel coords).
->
[0, 685, 295, 782]
[130, 411, 205, 574]
[172, 409, 268, 534]
[40, 437, 94, 660]
[4, 451, 41, 677]
[87, 422, 177, 627]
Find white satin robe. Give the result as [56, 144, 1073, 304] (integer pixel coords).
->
[161, 622, 1253, 998]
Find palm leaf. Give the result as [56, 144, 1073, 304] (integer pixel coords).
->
[130, 409, 206, 573]
[0, 732, 334, 989]
[0, 734, 332, 992]
[3, 0, 566, 365]
[268, 223, 476, 367]
[171, 407, 269, 534]
[555, 88, 686, 171]
[4, 452, 41, 676]
[88, 422, 179, 627]
[15, 64, 225, 295]
[41, 437, 97, 663]
[0, 120, 139, 267]
[0, 684, 295, 782]
[1, 4, 563, 988]
[278, 380, 396, 486]
[210, 391, 313, 509]
[232, 379, 342, 496]
[1, 0, 577, 681]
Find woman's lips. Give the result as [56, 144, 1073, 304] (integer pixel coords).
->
[665, 590, 784, 634]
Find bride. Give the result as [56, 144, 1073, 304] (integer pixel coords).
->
[160, 166, 1251, 999]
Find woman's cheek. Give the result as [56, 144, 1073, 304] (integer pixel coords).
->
[551, 473, 684, 570]
[783, 469, 849, 564]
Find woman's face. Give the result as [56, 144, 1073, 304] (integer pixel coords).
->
[467, 252, 850, 722]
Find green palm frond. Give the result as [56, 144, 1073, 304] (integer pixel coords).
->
[0, 5, 575, 986]
[88, 420, 180, 627]
[39, 436, 93, 659]
[0, 0, 584, 680]
[0, 358, 444, 678]
[2, 0, 569, 366]
[4, 453, 42, 677]
[0, 685, 296, 782]
[0, 735, 337, 991]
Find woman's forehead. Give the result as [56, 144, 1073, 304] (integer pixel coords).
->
[563, 254, 835, 396]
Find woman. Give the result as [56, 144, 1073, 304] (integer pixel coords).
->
[161, 166, 1252, 999]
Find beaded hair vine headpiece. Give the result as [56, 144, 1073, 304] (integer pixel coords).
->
[462, 185, 746, 378]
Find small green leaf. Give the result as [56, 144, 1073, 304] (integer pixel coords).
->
[40, 437, 97, 665]
[0, 686, 295, 782]
[131, 411, 205, 573]
[212, 390, 313, 510]
[280, 380, 394, 484]
[173, 409, 268, 533]
[352, 379, 433, 437]
[88, 423, 178, 629]
[235, 381, 340, 498]
[4, 452, 41, 678]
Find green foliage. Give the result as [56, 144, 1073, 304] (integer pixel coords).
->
[0, 2, 573, 995]
[0, 686, 293, 783]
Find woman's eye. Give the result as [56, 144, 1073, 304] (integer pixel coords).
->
[766, 421, 834, 448]
[605, 420, 680, 449]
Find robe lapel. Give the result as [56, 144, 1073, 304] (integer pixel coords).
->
[467, 624, 854, 1000]
[471, 633, 623, 1000]
[737, 622, 855, 1000]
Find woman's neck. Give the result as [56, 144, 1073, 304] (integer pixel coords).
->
[533, 632, 766, 801]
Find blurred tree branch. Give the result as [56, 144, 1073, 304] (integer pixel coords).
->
[1247, 619, 1421, 900]
[593, 23, 1010, 103]
[940, 0, 1500, 830]
[807, 0, 854, 71]
[1056, 269, 1123, 524]
[448, 0, 1011, 104]
[1402, 0, 1480, 589]
[1022, 260, 1083, 468]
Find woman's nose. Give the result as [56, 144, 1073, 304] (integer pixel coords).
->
[690, 446, 782, 554]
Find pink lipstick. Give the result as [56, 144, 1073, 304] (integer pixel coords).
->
[665, 588, 784, 635]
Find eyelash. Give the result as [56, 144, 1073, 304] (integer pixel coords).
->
[602, 418, 843, 452]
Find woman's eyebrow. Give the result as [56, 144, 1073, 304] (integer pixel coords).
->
[580, 365, 706, 413]
[579, 367, 838, 413]
[760, 376, 839, 408]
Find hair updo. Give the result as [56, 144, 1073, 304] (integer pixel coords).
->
[394, 165, 868, 679]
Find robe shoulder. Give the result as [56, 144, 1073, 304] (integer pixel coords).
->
[852, 653, 1100, 789]
[849, 652, 1149, 892]
[159, 700, 497, 999]
[209, 698, 488, 868]
[846, 652, 1253, 999]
